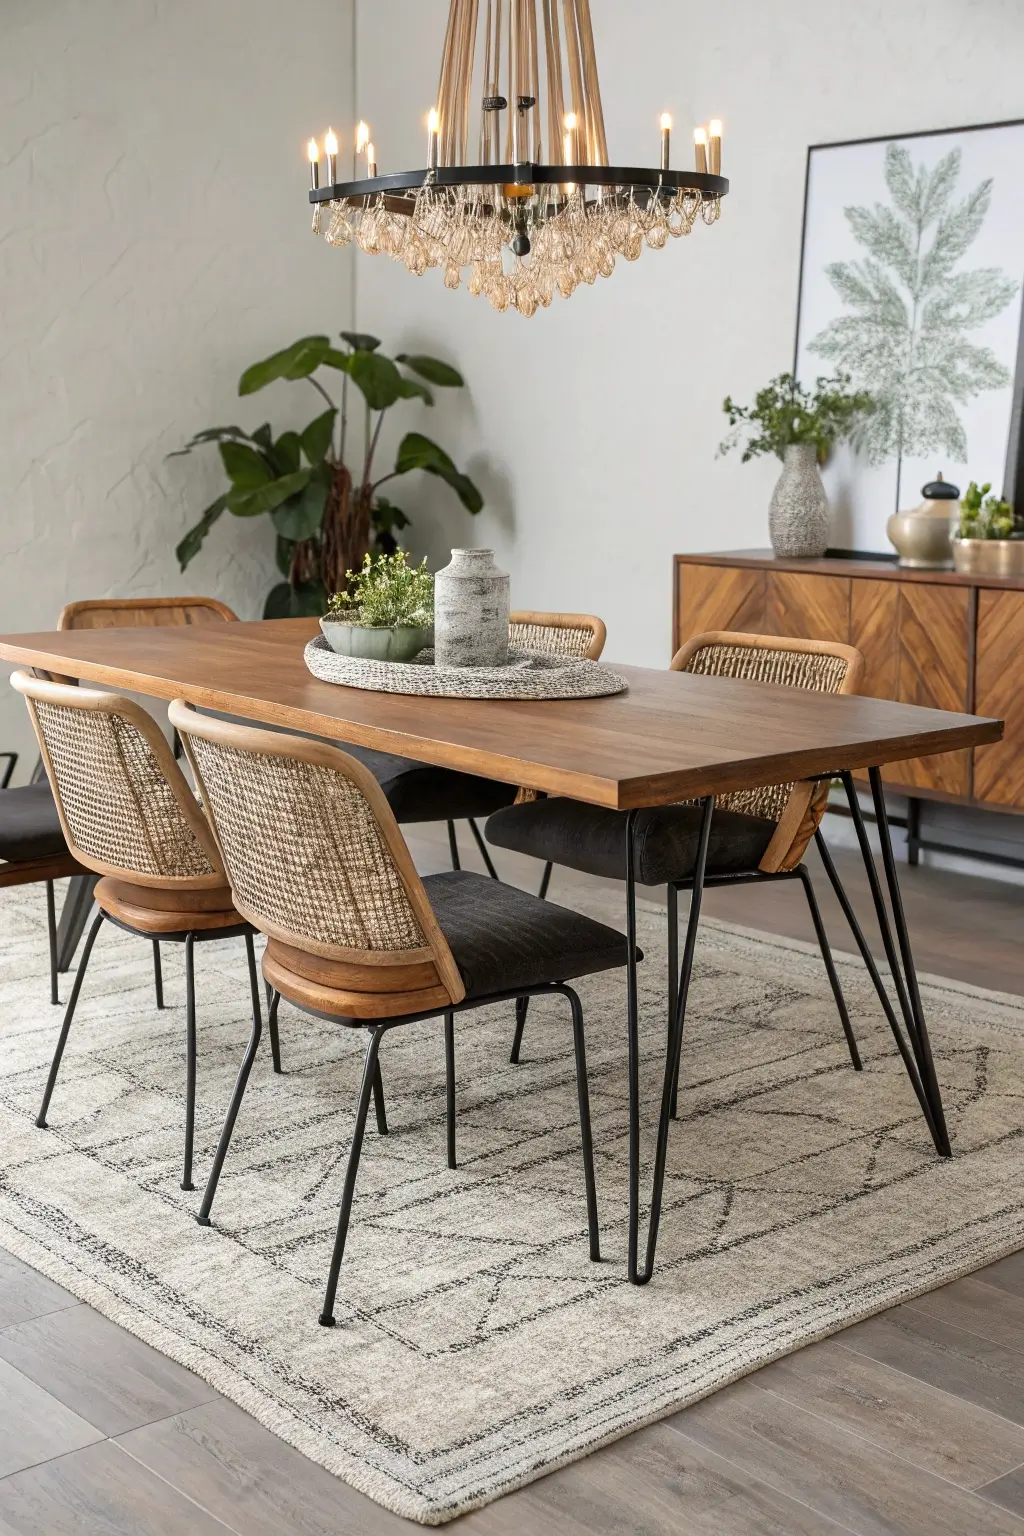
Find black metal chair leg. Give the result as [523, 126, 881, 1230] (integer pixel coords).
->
[197, 985, 269, 1226]
[37, 911, 104, 1127]
[509, 995, 529, 1063]
[868, 767, 950, 1155]
[372, 1059, 389, 1136]
[667, 883, 679, 1116]
[635, 796, 714, 1284]
[251, 935, 281, 1073]
[537, 861, 553, 900]
[624, 808, 643, 1283]
[182, 933, 197, 1191]
[447, 820, 461, 870]
[320, 1025, 387, 1327]
[45, 880, 59, 1005]
[797, 865, 862, 1071]
[467, 817, 499, 879]
[152, 940, 165, 1010]
[55, 874, 98, 972]
[566, 987, 600, 1261]
[444, 1009, 456, 1168]
[813, 828, 938, 1143]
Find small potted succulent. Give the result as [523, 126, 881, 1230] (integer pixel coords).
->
[952, 481, 1024, 576]
[321, 551, 434, 662]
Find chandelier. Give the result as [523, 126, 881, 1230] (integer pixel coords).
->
[305, 0, 728, 316]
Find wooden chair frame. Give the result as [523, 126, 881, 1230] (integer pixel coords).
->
[508, 609, 607, 661]
[58, 596, 238, 630]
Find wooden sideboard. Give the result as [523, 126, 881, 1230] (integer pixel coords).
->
[673, 551, 1024, 822]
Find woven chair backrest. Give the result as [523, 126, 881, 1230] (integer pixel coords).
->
[170, 704, 464, 994]
[58, 596, 238, 630]
[508, 610, 606, 661]
[11, 673, 223, 886]
[670, 632, 864, 848]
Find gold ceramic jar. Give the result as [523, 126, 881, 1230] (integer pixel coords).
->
[886, 476, 957, 568]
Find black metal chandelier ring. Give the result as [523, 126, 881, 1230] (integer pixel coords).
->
[310, 165, 730, 206]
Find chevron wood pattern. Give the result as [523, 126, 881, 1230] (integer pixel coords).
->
[849, 580, 900, 701]
[973, 590, 1024, 809]
[675, 564, 765, 652]
[765, 573, 850, 643]
[890, 582, 971, 796]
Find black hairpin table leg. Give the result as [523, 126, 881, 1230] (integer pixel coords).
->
[840, 770, 950, 1157]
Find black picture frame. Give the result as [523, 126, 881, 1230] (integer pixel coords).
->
[792, 116, 1024, 557]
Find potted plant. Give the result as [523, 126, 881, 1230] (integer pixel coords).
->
[720, 372, 874, 557]
[171, 331, 482, 617]
[952, 481, 1024, 576]
[320, 550, 435, 662]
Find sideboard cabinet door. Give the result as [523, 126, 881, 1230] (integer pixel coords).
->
[675, 563, 766, 651]
[764, 572, 850, 643]
[973, 589, 1024, 809]
[891, 582, 972, 797]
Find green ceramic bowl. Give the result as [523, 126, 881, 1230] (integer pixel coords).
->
[319, 619, 433, 663]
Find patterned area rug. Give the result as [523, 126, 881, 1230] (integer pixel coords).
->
[1, 880, 1023, 1524]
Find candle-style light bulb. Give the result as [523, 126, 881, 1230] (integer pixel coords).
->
[659, 112, 672, 171]
[324, 126, 338, 185]
[355, 120, 370, 154]
[693, 125, 708, 174]
[307, 137, 320, 190]
[427, 107, 440, 171]
[708, 117, 722, 175]
[365, 141, 377, 178]
[564, 111, 579, 165]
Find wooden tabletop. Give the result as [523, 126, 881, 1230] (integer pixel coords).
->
[0, 620, 1002, 810]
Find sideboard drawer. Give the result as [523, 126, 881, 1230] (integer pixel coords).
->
[973, 589, 1024, 809]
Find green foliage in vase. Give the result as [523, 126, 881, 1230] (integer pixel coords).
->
[719, 372, 874, 462]
[808, 145, 1018, 472]
[171, 332, 482, 617]
[958, 480, 1019, 540]
[326, 551, 434, 628]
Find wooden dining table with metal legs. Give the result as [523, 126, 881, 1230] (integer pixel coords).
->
[0, 617, 1002, 1284]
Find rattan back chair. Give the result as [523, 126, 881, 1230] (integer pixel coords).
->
[58, 596, 238, 631]
[509, 610, 606, 661]
[10, 671, 263, 1191]
[169, 700, 632, 1326]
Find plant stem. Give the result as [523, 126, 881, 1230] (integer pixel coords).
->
[307, 375, 336, 412]
[362, 409, 387, 498]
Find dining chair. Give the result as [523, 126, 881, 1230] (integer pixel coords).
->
[0, 749, 85, 1004]
[487, 631, 869, 1105]
[170, 700, 629, 1328]
[51, 595, 240, 1000]
[340, 610, 607, 881]
[11, 670, 272, 1192]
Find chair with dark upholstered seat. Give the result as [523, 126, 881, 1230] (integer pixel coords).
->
[170, 700, 628, 1327]
[487, 631, 867, 1095]
[342, 610, 607, 879]
[0, 764, 85, 1005]
[12, 670, 269, 1193]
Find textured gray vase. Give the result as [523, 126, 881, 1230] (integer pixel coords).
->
[434, 549, 510, 668]
[768, 443, 830, 558]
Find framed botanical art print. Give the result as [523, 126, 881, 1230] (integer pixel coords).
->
[794, 118, 1024, 554]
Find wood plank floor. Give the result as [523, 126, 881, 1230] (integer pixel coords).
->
[1, 825, 1022, 1535]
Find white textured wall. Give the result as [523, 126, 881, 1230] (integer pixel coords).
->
[0, 0, 353, 763]
[353, 0, 1024, 666]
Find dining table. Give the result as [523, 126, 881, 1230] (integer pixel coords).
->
[0, 616, 1003, 1284]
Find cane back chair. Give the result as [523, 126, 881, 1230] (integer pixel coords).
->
[11, 671, 268, 1192]
[341, 610, 607, 880]
[487, 631, 867, 1093]
[170, 700, 629, 1327]
[49, 595, 241, 998]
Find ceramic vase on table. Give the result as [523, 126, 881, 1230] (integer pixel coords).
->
[434, 549, 510, 667]
[768, 443, 830, 558]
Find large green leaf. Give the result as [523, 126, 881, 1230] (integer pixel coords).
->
[397, 354, 464, 387]
[251, 423, 274, 451]
[175, 495, 228, 570]
[349, 350, 403, 411]
[263, 582, 293, 619]
[271, 473, 328, 541]
[301, 408, 337, 464]
[275, 535, 295, 578]
[226, 468, 313, 517]
[219, 441, 272, 490]
[341, 331, 381, 353]
[396, 376, 434, 406]
[393, 431, 483, 513]
[264, 577, 326, 619]
[167, 426, 248, 459]
[371, 495, 410, 534]
[321, 347, 352, 373]
[238, 335, 331, 396]
[271, 431, 301, 475]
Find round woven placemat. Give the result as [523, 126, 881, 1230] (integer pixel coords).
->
[304, 635, 628, 700]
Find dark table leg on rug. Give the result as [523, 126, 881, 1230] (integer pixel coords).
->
[839, 770, 951, 1158]
[627, 796, 715, 1286]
